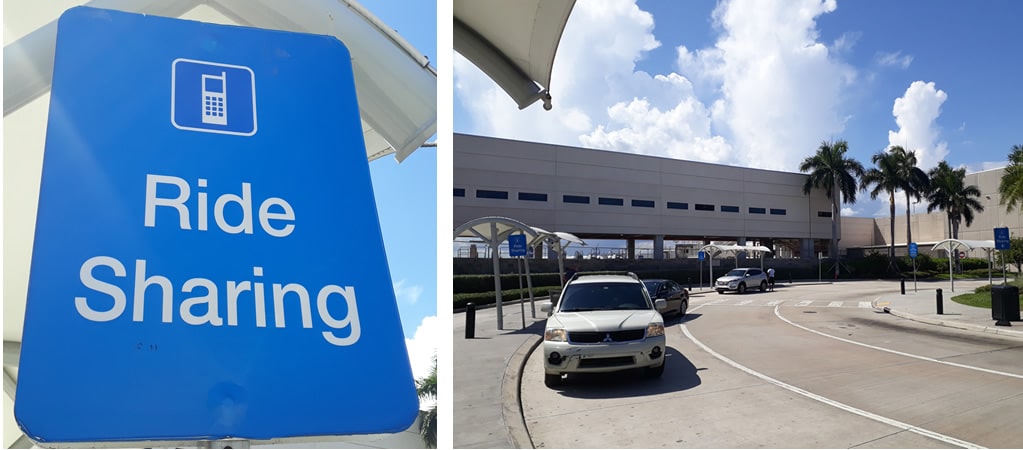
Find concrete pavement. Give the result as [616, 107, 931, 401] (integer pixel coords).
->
[453, 279, 1023, 449]
[873, 278, 1023, 339]
[453, 299, 546, 449]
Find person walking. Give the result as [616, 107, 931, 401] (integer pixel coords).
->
[767, 267, 776, 291]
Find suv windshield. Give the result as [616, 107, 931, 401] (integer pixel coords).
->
[559, 282, 652, 312]
[723, 269, 747, 277]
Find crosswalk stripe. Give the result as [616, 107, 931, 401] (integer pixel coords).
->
[859, 301, 872, 309]
[767, 300, 784, 306]
[828, 301, 843, 307]
[796, 300, 813, 306]
[737, 300, 753, 306]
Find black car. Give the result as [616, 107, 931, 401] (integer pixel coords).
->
[642, 279, 689, 317]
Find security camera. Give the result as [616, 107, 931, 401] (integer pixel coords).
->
[542, 91, 553, 111]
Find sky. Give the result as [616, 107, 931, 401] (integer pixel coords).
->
[2, 0, 438, 387]
[358, 0, 439, 388]
[454, 0, 1023, 221]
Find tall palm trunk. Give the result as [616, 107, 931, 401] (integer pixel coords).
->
[888, 191, 897, 272]
[831, 179, 841, 278]
[904, 192, 913, 246]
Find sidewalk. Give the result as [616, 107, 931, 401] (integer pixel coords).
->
[453, 299, 547, 449]
[873, 278, 1023, 339]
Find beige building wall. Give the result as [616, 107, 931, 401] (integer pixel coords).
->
[454, 133, 834, 246]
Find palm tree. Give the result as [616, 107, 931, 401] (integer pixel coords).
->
[927, 161, 985, 239]
[799, 140, 865, 278]
[889, 146, 930, 247]
[998, 144, 1023, 212]
[861, 149, 903, 272]
[416, 356, 437, 448]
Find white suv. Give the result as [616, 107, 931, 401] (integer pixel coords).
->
[714, 267, 769, 294]
[540, 272, 667, 387]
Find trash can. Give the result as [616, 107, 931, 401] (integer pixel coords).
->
[991, 285, 1021, 322]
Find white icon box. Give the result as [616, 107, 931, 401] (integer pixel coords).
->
[171, 59, 256, 136]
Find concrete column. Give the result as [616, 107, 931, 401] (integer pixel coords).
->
[627, 239, 635, 259]
[737, 237, 747, 266]
[653, 235, 664, 260]
[801, 238, 814, 259]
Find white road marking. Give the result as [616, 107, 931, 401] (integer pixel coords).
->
[767, 300, 784, 307]
[827, 301, 843, 307]
[796, 300, 813, 307]
[859, 301, 873, 309]
[773, 305, 1023, 380]
[680, 323, 984, 449]
[736, 300, 753, 306]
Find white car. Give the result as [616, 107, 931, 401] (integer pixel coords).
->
[540, 272, 667, 387]
[715, 267, 769, 294]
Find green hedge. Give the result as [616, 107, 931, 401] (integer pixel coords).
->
[453, 286, 560, 310]
[453, 273, 562, 294]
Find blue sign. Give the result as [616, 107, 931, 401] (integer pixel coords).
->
[509, 234, 527, 256]
[995, 227, 1011, 250]
[908, 242, 918, 258]
[698, 251, 706, 261]
[17, 7, 417, 442]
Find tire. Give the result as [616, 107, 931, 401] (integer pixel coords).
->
[759, 281, 768, 292]
[738, 283, 747, 294]
[647, 362, 665, 378]
[716, 289, 725, 295]
[678, 298, 688, 317]
[545, 373, 562, 388]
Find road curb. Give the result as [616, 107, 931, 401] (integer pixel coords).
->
[503, 334, 542, 449]
[873, 299, 1023, 340]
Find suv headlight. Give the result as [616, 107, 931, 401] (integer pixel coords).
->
[646, 322, 665, 337]
[545, 328, 567, 342]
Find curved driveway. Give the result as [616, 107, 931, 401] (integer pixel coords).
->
[521, 281, 1023, 448]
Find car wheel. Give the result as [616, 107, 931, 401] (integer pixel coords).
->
[760, 280, 768, 292]
[716, 289, 724, 294]
[544, 373, 562, 388]
[646, 362, 665, 378]
[738, 283, 747, 294]
[678, 298, 688, 317]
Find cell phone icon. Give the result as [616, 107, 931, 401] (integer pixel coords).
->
[201, 72, 227, 125]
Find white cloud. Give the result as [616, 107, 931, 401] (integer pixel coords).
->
[405, 315, 439, 407]
[887, 81, 949, 169]
[393, 279, 423, 304]
[831, 31, 862, 54]
[875, 51, 913, 69]
[456, 0, 857, 172]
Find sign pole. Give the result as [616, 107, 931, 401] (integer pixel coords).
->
[517, 256, 525, 329]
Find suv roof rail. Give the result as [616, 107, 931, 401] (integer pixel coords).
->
[569, 271, 640, 282]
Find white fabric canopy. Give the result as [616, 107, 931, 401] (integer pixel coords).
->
[453, 0, 574, 109]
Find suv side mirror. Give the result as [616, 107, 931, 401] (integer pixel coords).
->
[654, 299, 667, 310]
[541, 303, 552, 313]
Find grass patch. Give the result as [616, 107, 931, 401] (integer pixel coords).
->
[951, 277, 1023, 309]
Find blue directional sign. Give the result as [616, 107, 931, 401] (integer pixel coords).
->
[995, 227, 1011, 250]
[508, 234, 528, 256]
[908, 242, 918, 259]
[698, 251, 706, 261]
[16, 7, 417, 442]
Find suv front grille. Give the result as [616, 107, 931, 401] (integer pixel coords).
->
[569, 329, 646, 343]
[578, 356, 635, 368]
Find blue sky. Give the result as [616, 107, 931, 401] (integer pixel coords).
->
[359, 0, 438, 382]
[454, 0, 1023, 220]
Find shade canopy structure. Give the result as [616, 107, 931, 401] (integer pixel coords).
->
[4, 0, 437, 162]
[453, 0, 575, 110]
[931, 239, 997, 292]
[531, 227, 586, 287]
[454, 217, 541, 330]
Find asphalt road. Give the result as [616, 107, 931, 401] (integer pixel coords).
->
[520, 281, 1023, 448]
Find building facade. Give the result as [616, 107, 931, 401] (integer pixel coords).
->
[454, 133, 1023, 260]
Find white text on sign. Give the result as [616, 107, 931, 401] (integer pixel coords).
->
[72, 174, 361, 346]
